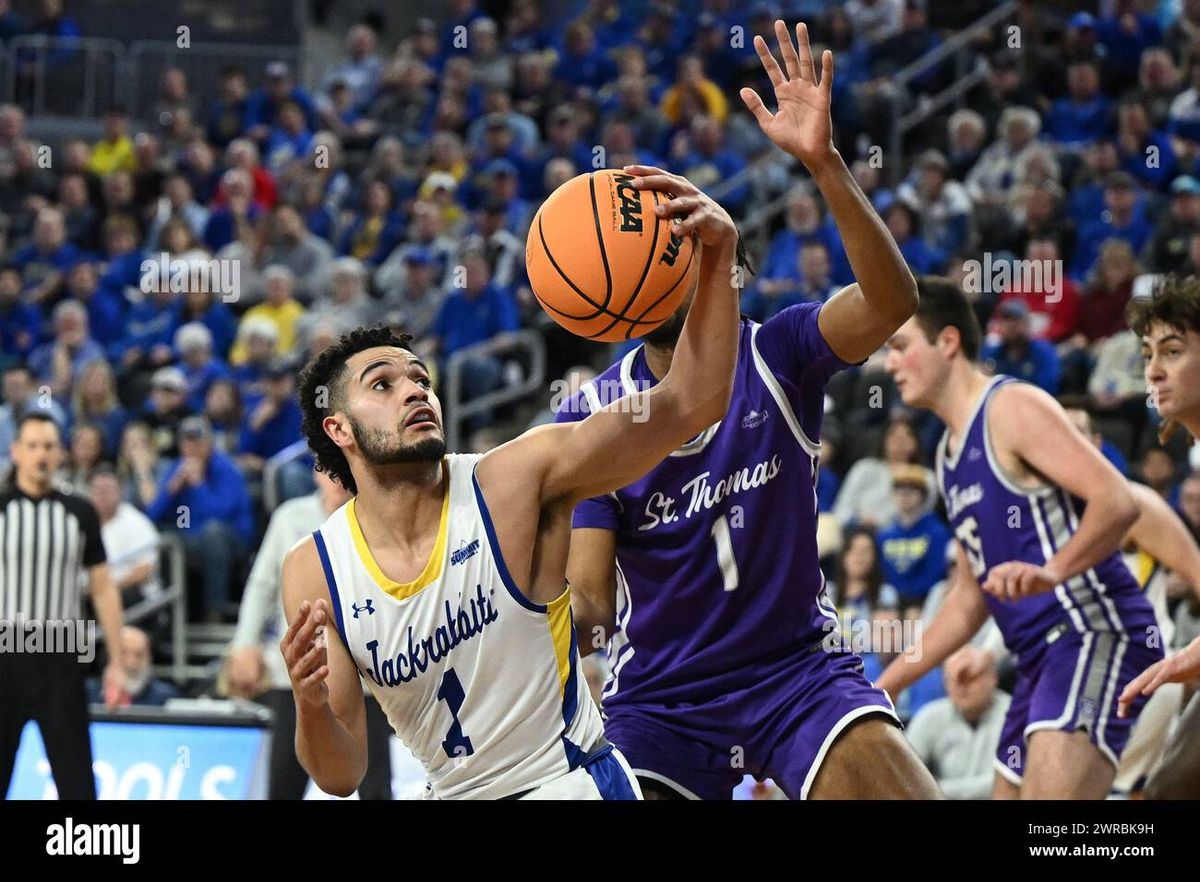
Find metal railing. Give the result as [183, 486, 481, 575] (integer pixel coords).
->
[3, 34, 123, 118]
[444, 330, 547, 453]
[3, 36, 303, 123]
[887, 1, 1022, 180]
[262, 438, 313, 513]
[91, 533, 189, 684]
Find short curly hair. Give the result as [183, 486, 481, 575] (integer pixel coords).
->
[1127, 275, 1200, 339]
[297, 325, 414, 494]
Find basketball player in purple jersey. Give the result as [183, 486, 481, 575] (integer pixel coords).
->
[1117, 278, 1200, 798]
[557, 21, 939, 799]
[878, 277, 1163, 799]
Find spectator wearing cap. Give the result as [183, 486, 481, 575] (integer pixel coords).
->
[1070, 171, 1152, 279]
[466, 89, 540, 159]
[140, 366, 193, 458]
[0, 264, 41, 359]
[877, 464, 952, 608]
[147, 414, 253, 622]
[28, 300, 105, 395]
[1116, 99, 1177, 191]
[895, 150, 972, 256]
[338, 179, 404, 267]
[1096, 0, 1163, 79]
[555, 20, 618, 90]
[263, 99, 315, 176]
[378, 248, 445, 340]
[1145, 175, 1200, 273]
[175, 322, 231, 413]
[11, 206, 80, 304]
[834, 416, 930, 530]
[990, 237, 1080, 345]
[981, 298, 1061, 394]
[419, 170, 467, 236]
[87, 108, 136, 177]
[375, 199, 456, 291]
[321, 24, 383, 113]
[472, 197, 526, 290]
[237, 359, 302, 473]
[246, 61, 318, 143]
[1044, 60, 1113, 146]
[481, 159, 533, 236]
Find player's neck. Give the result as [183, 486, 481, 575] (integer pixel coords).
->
[643, 343, 673, 381]
[932, 365, 992, 439]
[351, 459, 445, 545]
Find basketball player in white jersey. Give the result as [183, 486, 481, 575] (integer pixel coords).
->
[279, 169, 742, 799]
[1118, 279, 1200, 798]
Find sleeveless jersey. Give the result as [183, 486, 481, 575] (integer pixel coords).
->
[312, 453, 605, 799]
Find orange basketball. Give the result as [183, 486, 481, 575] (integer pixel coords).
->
[526, 169, 699, 342]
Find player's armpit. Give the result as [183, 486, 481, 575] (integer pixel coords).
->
[282, 538, 368, 796]
[565, 528, 618, 657]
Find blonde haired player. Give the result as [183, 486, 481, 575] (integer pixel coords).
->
[279, 170, 742, 799]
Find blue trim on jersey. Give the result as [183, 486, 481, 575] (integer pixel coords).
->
[562, 734, 589, 771]
[562, 623, 580, 725]
[312, 530, 348, 646]
[470, 466, 546, 613]
[584, 744, 638, 800]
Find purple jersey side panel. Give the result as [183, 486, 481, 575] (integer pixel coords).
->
[936, 376, 1157, 659]
[556, 305, 852, 707]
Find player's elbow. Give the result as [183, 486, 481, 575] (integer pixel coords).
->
[1109, 482, 1140, 534]
[308, 760, 366, 798]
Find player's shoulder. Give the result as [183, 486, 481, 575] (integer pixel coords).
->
[281, 533, 328, 597]
[552, 353, 635, 423]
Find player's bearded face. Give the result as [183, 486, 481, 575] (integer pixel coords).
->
[347, 407, 446, 464]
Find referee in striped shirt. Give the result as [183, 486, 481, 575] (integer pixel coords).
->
[0, 411, 126, 799]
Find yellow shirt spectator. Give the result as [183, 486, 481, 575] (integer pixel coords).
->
[88, 136, 137, 175]
[230, 300, 307, 364]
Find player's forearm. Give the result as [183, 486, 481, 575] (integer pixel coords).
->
[884, 585, 987, 692]
[1045, 484, 1138, 585]
[1126, 483, 1200, 597]
[807, 150, 917, 321]
[295, 702, 367, 797]
[661, 236, 740, 431]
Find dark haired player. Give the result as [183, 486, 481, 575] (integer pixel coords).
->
[278, 171, 743, 799]
[878, 277, 1162, 799]
[1117, 278, 1200, 798]
[557, 21, 938, 799]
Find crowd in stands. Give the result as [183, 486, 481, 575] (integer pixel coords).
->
[3, 0, 1200, 795]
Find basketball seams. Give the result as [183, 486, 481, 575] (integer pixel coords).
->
[588, 172, 614, 312]
[622, 243, 697, 339]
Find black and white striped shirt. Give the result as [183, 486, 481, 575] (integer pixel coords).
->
[0, 486, 106, 622]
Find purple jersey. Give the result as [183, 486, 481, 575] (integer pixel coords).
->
[556, 305, 849, 708]
[936, 376, 1157, 659]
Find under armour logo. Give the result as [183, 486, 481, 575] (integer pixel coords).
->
[352, 599, 375, 618]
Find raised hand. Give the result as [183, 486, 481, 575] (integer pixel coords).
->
[739, 21, 835, 168]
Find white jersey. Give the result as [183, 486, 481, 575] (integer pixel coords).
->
[311, 453, 606, 799]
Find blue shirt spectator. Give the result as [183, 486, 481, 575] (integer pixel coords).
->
[432, 262, 520, 358]
[147, 444, 254, 539]
[981, 302, 1063, 395]
[878, 509, 953, 604]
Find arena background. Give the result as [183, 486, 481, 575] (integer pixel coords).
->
[1, 0, 1198, 800]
